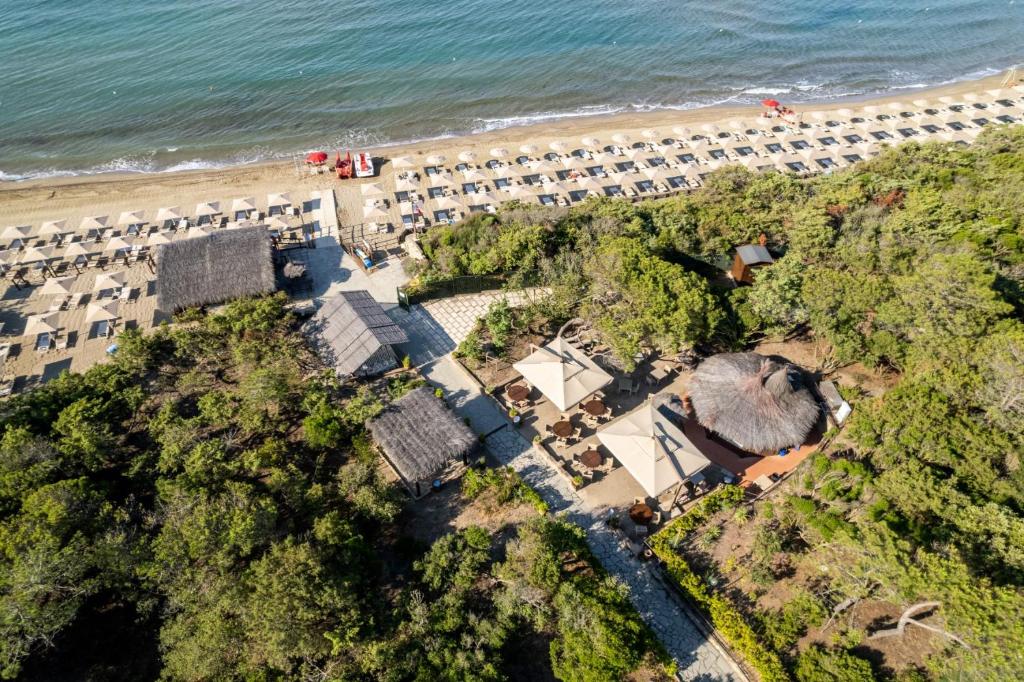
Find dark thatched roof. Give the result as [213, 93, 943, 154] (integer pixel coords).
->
[688, 352, 820, 453]
[155, 226, 275, 311]
[305, 291, 408, 377]
[367, 386, 477, 484]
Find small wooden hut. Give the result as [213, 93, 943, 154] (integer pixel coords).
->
[731, 243, 774, 285]
[305, 290, 408, 377]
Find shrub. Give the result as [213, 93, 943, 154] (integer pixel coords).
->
[794, 645, 874, 682]
[462, 466, 548, 514]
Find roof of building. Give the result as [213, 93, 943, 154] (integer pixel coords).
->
[305, 291, 408, 376]
[367, 386, 477, 484]
[736, 244, 774, 266]
[155, 225, 275, 311]
[688, 352, 820, 453]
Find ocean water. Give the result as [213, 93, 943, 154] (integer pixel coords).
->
[1, 0, 1021, 180]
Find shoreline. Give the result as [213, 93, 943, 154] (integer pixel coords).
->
[0, 69, 1014, 192]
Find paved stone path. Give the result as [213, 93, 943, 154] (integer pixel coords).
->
[388, 293, 746, 682]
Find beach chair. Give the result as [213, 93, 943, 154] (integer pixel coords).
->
[119, 286, 132, 302]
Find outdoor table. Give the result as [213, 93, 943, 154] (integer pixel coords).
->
[506, 383, 529, 402]
[580, 449, 602, 469]
[583, 398, 607, 417]
[552, 420, 573, 439]
[628, 503, 654, 525]
[650, 365, 669, 382]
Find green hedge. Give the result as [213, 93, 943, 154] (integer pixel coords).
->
[650, 487, 790, 682]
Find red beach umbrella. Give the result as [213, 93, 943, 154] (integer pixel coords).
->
[306, 151, 328, 164]
[761, 99, 780, 108]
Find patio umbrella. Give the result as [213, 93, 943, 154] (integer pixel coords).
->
[360, 182, 385, 198]
[671, 125, 691, 138]
[457, 151, 477, 163]
[391, 156, 416, 169]
[623, 147, 645, 160]
[527, 158, 557, 173]
[305, 151, 328, 164]
[519, 143, 538, 155]
[187, 225, 212, 239]
[575, 176, 604, 193]
[195, 201, 220, 217]
[395, 176, 419, 192]
[2, 225, 32, 241]
[540, 180, 567, 195]
[19, 245, 54, 265]
[512, 337, 612, 412]
[94, 271, 126, 291]
[835, 108, 854, 118]
[642, 166, 671, 182]
[104, 236, 134, 253]
[490, 147, 509, 159]
[611, 133, 631, 145]
[641, 129, 660, 141]
[362, 205, 389, 221]
[40, 275, 76, 296]
[63, 242, 94, 258]
[912, 98, 931, 108]
[465, 191, 497, 206]
[24, 313, 59, 336]
[231, 197, 256, 214]
[79, 215, 109, 231]
[155, 206, 182, 223]
[265, 216, 290, 231]
[429, 173, 456, 188]
[597, 398, 711, 497]
[549, 140, 569, 153]
[267, 192, 292, 209]
[117, 210, 145, 226]
[38, 220, 68, 236]
[461, 168, 488, 182]
[147, 231, 172, 246]
[433, 195, 464, 211]
[561, 155, 587, 170]
[581, 136, 601, 148]
[761, 98, 780, 108]
[86, 301, 119, 323]
[503, 184, 532, 199]
[425, 154, 446, 165]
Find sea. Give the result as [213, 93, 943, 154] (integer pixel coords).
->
[1, 0, 1021, 181]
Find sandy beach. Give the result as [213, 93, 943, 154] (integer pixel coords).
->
[0, 72, 1012, 231]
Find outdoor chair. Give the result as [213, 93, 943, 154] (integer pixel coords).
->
[582, 469, 594, 481]
[651, 511, 662, 525]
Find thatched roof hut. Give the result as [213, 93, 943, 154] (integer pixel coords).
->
[688, 352, 820, 453]
[155, 225, 274, 311]
[367, 386, 477, 496]
[305, 290, 408, 377]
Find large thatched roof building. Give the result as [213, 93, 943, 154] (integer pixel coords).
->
[688, 352, 820, 454]
[367, 386, 478, 497]
[155, 225, 275, 311]
[305, 290, 408, 377]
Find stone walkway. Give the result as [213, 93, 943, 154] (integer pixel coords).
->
[388, 293, 746, 682]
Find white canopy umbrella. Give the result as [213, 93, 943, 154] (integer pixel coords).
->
[549, 140, 569, 153]
[575, 176, 604, 193]
[540, 180, 567, 195]
[362, 205, 389, 221]
[360, 182, 385, 198]
[503, 184, 533, 200]
[597, 399, 711, 497]
[231, 197, 256, 214]
[490, 147, 509, 159]
[561, 155, 587, 170]
[519, 143, 538, 155]
[86, 301, 119, 323]
[433, 195, 465, 211]
[104, 236, 134, 253]
[94, 271, 126, 291]
[611, 133, 631, 145]
[38, 220, 68, 236]
[429, 173, 456, 188]
[79, 215, 109, 231]
[640, 129, 660, 141]
[40, 275, 76, 296]
[527, 158, 558, 173]
[457, 151, 477, 163]
[464, 191, 497, 206]
[623, 147, 646, 160]
[391, 156, 416, 169]
[462, 168, 488, 183]
[24, 313, 59, 336]
[156, 206, 182, 223]
[425, 154, 446, 165]
[63, 242, 94, 258]
[2, 225, 32, 241]
[395, 176, 419, 192]
[671, 125, 691, 138]
[512, 337, 612, 412]
[912, 98, 931, 108]
[267, 192, 292, 209]
[147, 231, 172, 246]
[117, 210, 145, 226]
[835, 108, 854, 118]
[195, 202, 220, 218]
[642, 166, 672, 182]
[264, 216, 290, 231]
[581, 136, 601, 148]
[187, 225, 212, 239]
[20, 246, 55, 267]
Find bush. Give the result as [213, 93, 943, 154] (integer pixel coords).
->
[462, 466, 548, 514]
[794, 645, 874, 682]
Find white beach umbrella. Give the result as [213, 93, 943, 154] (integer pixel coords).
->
[79, 215, 109, 231]
[38, 220, 68, 236]
[527, 158, 557, 173]
[231, 197, 256, 214]
[2, 225, 32, 241]
[640, 129, 660, 141]
[597, 399, 710, 497]
[512, 337, 612, 412]
[490, 147, 509, 159]
[86, 301, 119, 323]
[549, 140, 569, 153]
[465, 191, 497, 206]
[187, 225, 212, 239]
[155, 207, 182, 223]
[433, 195, 465, 211]
[581, 136, 601, 148]
[195, 202, 220, 217]
[519, 143, 539, 155]
[641, 166, 671, 182]
[887, 101, 907, 113]
[103, 236, 134, 253]
[117, 210, 145, 226]
[398, 201, 415, 216]
[575, 177, 604, 193]
[962, 92, 980, 103]
[391, 156, 416, 169]
[503, 184, 532, 199]
[429, 173, 456, 188]
[425, 154, 446, 165]
[611, 133, 631, 145]
[362, 205, 389, 221]
[700, 123, 720, 135]
[457, 151, 477, 163]
[267, 192, 292, 209]
[671, 125, 691, 138]
[606, 170, 631, 186]
[264, 216, 290, 231]
[20, 245, 54, 264]
[540, 180, 567, 195]
[360, 182, 385, 198]
[395, 176, 419, 192]
[937, 95, 957, 105]
[40, 275, 76, 296]
[94, 271, 126, 291]
[863, 104, 882, 115]
[808, 111, 829, 122]
[622, 147, 645, 160]
[835, 108, 854, 118]
[589, 150, 616, 165]
[24, 313, 59, 337]
[561, 155, 587, 170]
[62, 242, 94, 258]
[912, 98, 931, 108]
[147, 231, 172, 246]
[461, 168, 488, 182]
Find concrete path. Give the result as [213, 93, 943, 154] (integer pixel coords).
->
[388, 293, 746, 681]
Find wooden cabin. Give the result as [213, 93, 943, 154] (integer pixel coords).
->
[731, 244, 774, 284]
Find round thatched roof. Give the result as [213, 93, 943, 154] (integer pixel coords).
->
[688, 352, 819, 453]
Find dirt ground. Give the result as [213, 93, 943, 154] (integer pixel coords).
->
[754, 337, 898, 397]
[461, 329, 547, 390]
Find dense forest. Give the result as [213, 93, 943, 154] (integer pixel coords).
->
[411, 126, 1024, 679]
[0, 296, 666, 680]
[2, 126, 1022, 680]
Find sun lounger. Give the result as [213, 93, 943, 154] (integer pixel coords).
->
[119, 287, 131, 301]
[36, 332, 52, 352]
